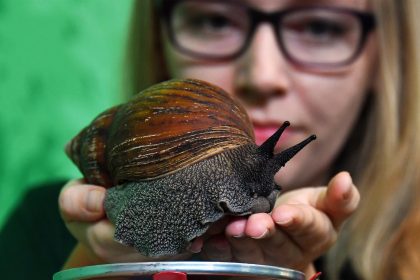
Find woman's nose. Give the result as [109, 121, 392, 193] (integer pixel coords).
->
[235, 24, 291, 104]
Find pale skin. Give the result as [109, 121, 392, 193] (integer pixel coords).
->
[59, 0, 376, 277]
[60, 172, 358, 275]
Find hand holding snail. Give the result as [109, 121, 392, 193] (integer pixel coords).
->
[200, 171, 360, 273]
[59, 171, 360, 270]
[66, 79, 316, 257]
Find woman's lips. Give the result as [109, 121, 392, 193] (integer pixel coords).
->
[253, 123, 293, 147]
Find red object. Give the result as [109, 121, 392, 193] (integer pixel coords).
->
[153, 271, 188, 280]
[309, 272, 322, 280]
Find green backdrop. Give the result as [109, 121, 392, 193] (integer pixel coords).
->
[0, 0, 133, 229]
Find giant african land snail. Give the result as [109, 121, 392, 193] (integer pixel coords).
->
[66, 79, 316, 257]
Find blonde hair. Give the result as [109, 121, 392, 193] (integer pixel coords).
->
[327, 0, 420, 279]
[125, 1, 420, 279]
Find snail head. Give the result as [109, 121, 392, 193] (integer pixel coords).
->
[230, 121, 316, 214]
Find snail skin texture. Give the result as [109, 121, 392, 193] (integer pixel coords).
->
[66, 78, 316, 257]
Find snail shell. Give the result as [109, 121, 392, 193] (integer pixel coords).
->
[67, 79, 254, 187]
[66, 78, 316, 257]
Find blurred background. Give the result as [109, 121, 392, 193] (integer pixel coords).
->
[0, 0, 133, 230]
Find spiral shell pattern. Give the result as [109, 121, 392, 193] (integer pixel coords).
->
[66, 79, 255, 187]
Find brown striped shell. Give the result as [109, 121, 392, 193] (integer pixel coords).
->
[66, 78, 254, 188]
[66, 78, 317, 256]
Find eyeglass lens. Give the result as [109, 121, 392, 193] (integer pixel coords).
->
[171, 1, 248, 56]
[169, 1, 367, 65]
[281, 9, 361, 64]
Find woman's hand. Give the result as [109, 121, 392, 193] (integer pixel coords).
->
[59, 171, 359, 272]
[58, 179, 193, 267]
[199, 171, 360, 273]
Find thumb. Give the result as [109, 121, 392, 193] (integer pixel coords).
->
[316, 171, 360, 229]
[59, 179, 106, 222]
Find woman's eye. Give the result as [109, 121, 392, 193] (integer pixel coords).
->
[285, 19, 348, 42]
[305, 20, 345, 37]
[187, 13, 234, 34]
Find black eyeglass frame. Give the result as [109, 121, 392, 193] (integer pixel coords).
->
[158, 0, 376, 69]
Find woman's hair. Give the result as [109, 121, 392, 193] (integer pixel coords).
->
[327, 0, 420, 279]
[123, 0, 167, 97]
[125, 0, 420, 279]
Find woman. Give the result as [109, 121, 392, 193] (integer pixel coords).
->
[59, 0, 420, 279]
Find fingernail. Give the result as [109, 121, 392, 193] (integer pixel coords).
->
[188, 244, 202, 253]
[275, 215, 293, 226]
[342, 184, 352, 201]
[252, 229, 268, 239]
[188, 238, 203, 253]
[86, 189, 104, 213]
[342, 191, 351, 201]
[189, 248, 201, 254]
[232, 233, 244, 238]
[341, 172, 353, 201]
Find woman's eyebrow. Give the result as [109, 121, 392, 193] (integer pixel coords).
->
[244, 0, 367, 11]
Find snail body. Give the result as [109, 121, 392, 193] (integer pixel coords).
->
[66, 79, 316, 257]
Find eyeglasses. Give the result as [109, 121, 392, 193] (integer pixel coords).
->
[159, 0, 376, 69]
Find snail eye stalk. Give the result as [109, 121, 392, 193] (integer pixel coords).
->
[257, 121, 290, 157]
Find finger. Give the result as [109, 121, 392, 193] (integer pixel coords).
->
[59, 180, 106, 222]
[67, 218, 115, 249]
[65, 218, 128, 263]
[272, 203, 337, 257]
[83, 220, 155, 263]
[225, 218, 259, 262]
[315, 171, 360, 229]
[201, 234, 232, 261]
[225, 214, 304, 267]
[227, 215, 303, 266]
[188, 237, 204, 254]
[225, 217, 247, 238]
[225, 214, 274, 239]
[68, 220, 154, 262]
[258, 231, 306, 269]
[225, 214, 268, 264]
[244, 213, 276, 239]
[224, 215, 269, 263]
[227, 235, 264, 264]
[69, 219, 191, 263]
[246, 214, 304, 267]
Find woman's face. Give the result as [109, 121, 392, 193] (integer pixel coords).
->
[162, 0, 378, 189]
